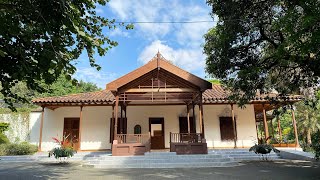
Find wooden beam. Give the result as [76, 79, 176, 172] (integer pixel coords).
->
[124, 88, 196, 93]
[199, 92, 205, 138]
[114, 95, 119, 140]
[79, 106, 83, 150]
[291, 105, 299, 147]
[231, 104, 237, 148]
[262, 104, 270, 143]
[38, 106, 45, 151]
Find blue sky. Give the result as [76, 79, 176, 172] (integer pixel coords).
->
[74, 0, 216, 88]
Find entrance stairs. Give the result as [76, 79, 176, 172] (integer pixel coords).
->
[210, 149, 281, 161]
[83, 152, 239, 168]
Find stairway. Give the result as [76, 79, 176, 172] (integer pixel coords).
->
[210, 149, 281, 161]
[83, 152, 239, 168]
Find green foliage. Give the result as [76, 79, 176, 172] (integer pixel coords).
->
[0, 122, 9, 144]
[0, 0, 132, 110]
[0, 122, 9, 133]
[207, 79, 221, 85]
[0, 133, 9, 144]
[204, 0, 320, 102]
[0, 142, 38, 156]
[48, 147, 76, 159]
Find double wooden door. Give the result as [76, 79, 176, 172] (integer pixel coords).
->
[63, 118, 80, 150]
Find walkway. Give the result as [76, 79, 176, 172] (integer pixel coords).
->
[0, 160, 319, 180]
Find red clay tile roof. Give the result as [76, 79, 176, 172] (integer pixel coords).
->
[32, 84, 303, 106]
[202, 85, 303, 103]
[32, 90, 114, 105]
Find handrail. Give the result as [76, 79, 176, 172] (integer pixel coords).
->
[170, 132, 202, 143]
[116, 133, 150, 144]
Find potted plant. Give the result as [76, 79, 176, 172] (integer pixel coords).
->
[48, 134, 76, 161]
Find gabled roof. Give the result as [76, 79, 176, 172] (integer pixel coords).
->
[106, 52, 212, 91]
[32, 84, 303, 106]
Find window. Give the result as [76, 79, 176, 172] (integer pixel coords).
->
[134, 125, 141, 134]
[219, 117, 237, 141]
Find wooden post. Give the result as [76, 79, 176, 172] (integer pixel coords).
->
[38, 106, 45, 151]
[192, 103, 196, 133]
[231, 104, 237, 148]
[111, 105, 115, 143]
[79, 106, 83, 150]
[120, 104, 123, 134]
[187, 104, 190, 134]
[291, 105, 299, 147]
[198, 92, 205, 138]
[114, 95, 119, 140]
[262, 104, 269, 143]
[277, 116, 282, 142]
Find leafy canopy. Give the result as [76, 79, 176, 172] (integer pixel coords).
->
[204, 0, 320, 101]
[0, 0, 133, 109]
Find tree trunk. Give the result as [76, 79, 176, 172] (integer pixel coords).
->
[307, 128, 312, 145]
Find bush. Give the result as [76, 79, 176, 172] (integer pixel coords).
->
[0, 133, 9, 144]
[0, 142, 38, 156]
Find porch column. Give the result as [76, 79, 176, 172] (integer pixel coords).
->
[291, 105, 299, 147]
[79, 106, 83, 150]
[113, 95, 119, 140]
[110, 105, 115, 143]
[120, 105, 123, 134]
[38, 106, 45, 151]
[198, 92, 205, 138]
[187, 104, 190, 133]
[192, 103, 196, 133]
[231, 104, 237, 148]
[277, 116, 282, 142]
[262, 104, 269, 142]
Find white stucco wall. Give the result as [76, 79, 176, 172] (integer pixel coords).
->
[29, 104, 257, 151]
[203, 104, 258, 148]
[29, 106, 112, 151]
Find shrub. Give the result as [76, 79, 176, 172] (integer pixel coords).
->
[0, 133, 9, 144]
[0, 142, 38, 156]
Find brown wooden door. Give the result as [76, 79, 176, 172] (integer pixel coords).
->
[219, 117, 237, 141]
[179, 117, 196, 133]
[63, 118, 80, 150]
[149, 118, 165, 149]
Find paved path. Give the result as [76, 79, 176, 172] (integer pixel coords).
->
[0, 160, 319, 180]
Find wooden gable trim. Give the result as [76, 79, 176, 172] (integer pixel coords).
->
[106, 53, 212, 91]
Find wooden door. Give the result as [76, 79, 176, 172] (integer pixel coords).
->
[149, 118, 165, 149]
[179, 117, 196, 133]
[63, 118, 80, 150]
[219, 117, 237, 141]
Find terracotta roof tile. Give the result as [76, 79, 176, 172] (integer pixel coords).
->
[32, 90, 114, 105]
[32, 85, 303, 105]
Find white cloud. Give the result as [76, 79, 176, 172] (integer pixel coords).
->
[109, 27, 130, 37]
[108, 1, 215, 78]
[138, 40, 205, 72]
[108, 0, 214, 41]
[73, 67, 119, 88]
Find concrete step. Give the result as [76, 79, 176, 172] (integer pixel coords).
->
[84, 161, 240, 168]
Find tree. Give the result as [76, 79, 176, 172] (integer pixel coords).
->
[204, 0, 320, 102]
[0, 0, 133, 109]
[295, 93, 320, 145]
[0, 75, 101, 108]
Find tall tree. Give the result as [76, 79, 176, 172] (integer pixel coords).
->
[204, 0, 320, 102]
[0, 0, 133, 109]
[296, 99, 320, 145]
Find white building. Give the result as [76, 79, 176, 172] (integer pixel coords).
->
[30, 53, 302, 155]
